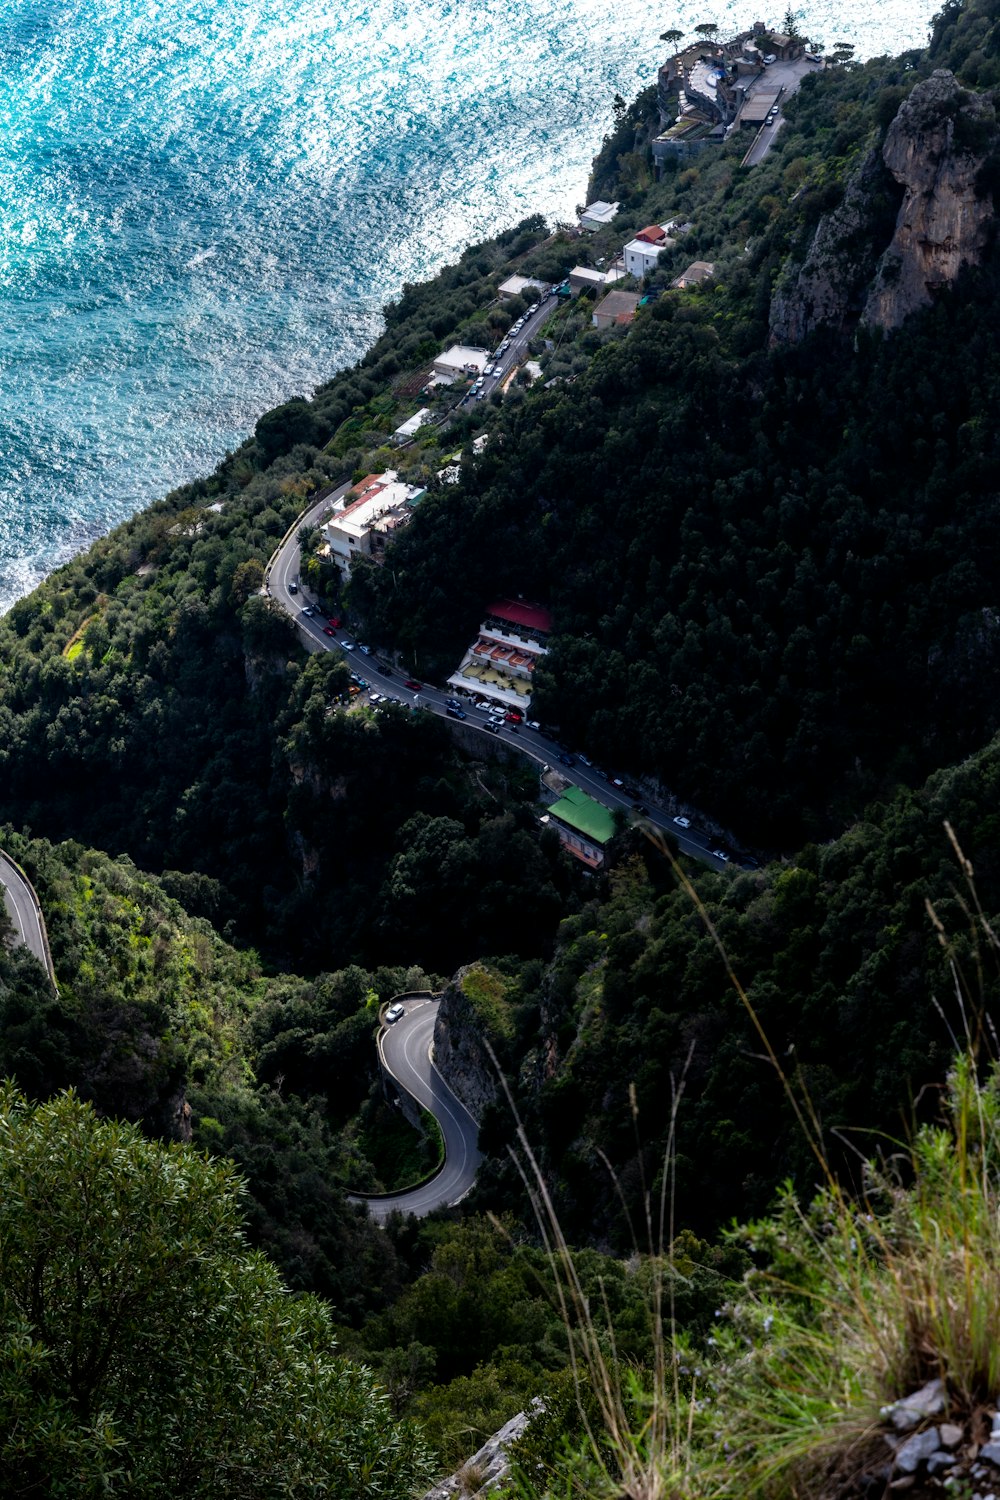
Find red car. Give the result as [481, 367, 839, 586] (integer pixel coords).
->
[323, 626, 335, 637]
[404, 679, 423, 691]
[328, 616, 341, 629]
[505, 710, 523, 723]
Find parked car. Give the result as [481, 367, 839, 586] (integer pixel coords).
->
[763, 52, 776, 63]
[340, 640, 356, 651]
[368, 691, 383, 702]
[526, 719, 540, 731]
[302, 605, 314, 616]
[488, 706, 506, 719]
[557, 752, 574, 767]
[358, 644, 372, 655]
[445, 698, 462, 710]
[611, 776, 625, 788]
[323, 626, 335, 637]
[505, 710, 522, 723]
[673, 816, 691, 828]
[474, 699, 493, 711]
[710, 849, 731, 863]
[404, 679, 423, 691]
[483, 721, 501, 734]
[385, 1003, 405, 1024]
[446, 705, 467, 719]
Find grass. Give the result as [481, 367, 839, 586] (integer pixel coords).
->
[499, 824, 1000, 1500]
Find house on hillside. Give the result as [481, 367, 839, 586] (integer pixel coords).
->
[578, 200, 619, 232]
[623, 224, 676, 279]
[393, 408, 432, 443]
[671, 261, 715, 289]
[433, 345, 489, 383]
[323, 471, 426, 576]
[593, 290, 641, 329]
[542, 786, 617, 870]
[498, 275, 549, 302]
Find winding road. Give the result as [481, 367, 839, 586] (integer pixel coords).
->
[0, 850, 54, 979]
[352, 998, 482, 1221]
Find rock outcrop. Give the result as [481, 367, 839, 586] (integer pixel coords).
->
[769, 148, 902, 343]
[864, 70, 998, 329]
[770, 70, 999, 342]
[432, 966, 505, 1122]
[422, 1405, 540, 1499]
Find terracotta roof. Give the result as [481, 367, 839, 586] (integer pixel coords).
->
[635, 224, 667, 244]
[487, 598, 553, 634]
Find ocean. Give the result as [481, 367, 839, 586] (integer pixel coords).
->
[0, 0, 932, 612]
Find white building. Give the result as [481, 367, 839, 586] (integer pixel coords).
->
[498, 274, 549, 301]
[447, 598, 552, 710]
[624, 239, 669, 278]
[579, 200, 619, 232]
[393, 407, 432, 443]
[323, 471, 425, 576]
[567, 265, 625, 296]
[433, 345, 489, 382]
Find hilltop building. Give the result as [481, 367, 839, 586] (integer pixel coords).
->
[652, 21, 811, 165]
[448, 598, 551, 711]
[498, 274, 549, 301]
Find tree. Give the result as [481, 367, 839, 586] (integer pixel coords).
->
[694, 22, 719, 43]
[659, 27, 684, 48]
[831, 40, 856, 64]
[783, 6, 800, 37]
[0, 1084, 432, 1498]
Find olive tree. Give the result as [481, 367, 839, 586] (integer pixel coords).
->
[0, 1084, 432, 1498]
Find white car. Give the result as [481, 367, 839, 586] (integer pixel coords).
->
[340, 640, 356, 651]
[711, 849, 731, 863]
[526, 720, 540, 730]
[673, 816, 691, 828]
[489, 706, 506, 719]
[385, 1003, 405, 1024]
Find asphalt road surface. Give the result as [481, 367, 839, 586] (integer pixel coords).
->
[0, 851, 51, 973]
[353, 998, 482, 1220]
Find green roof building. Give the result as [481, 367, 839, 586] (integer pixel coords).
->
[546, 786, 617, 869]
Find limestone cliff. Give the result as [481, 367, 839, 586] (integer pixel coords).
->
[770, 70, 998, 342]
[864, 70, 997, 329]
[432, 965, 509, 1121]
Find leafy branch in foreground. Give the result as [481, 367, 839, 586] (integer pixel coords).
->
[0, 1083, 432, 1499]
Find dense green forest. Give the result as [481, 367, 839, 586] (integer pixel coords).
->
[5, 0, 1000, 1488]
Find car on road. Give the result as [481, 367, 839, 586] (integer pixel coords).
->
[358, 644, 372, 655]
[488, 706, 506, 719]
[445, 698, 462, 710]
[302, 605, 315, 616]
[526, 719, 540, 730]
[446, 705, 467, 719]
[483, 721, 500, 734]
[474, 699, 493, 711]
[557, 752, 574, 767]
[324, 626, 336, 636]
[673, 816, 691, 828]
[385, 1003, 405, 1024]
[368, 691, 383, 702]
[578, 753, 592, 766]
[340, 640, 356, 651]
[711, 849, 731, 863]
[288, 580, 298, 593]
[611, 776, 625, 788]
[404, 679, 423, 691]
[505, 710, 522, 723]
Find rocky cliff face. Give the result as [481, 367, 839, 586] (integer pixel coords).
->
[432, 966, 504, 1122]
[770, 70, 999, 342]
[864, 70, 997, 329]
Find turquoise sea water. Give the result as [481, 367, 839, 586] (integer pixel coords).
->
[0, 0, 931, 611]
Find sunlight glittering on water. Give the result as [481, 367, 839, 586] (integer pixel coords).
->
[0, 0, 933, 610]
